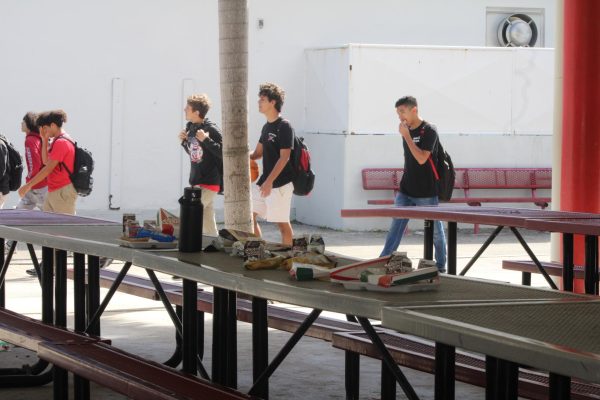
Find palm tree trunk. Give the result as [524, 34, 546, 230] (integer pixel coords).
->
[219, 0, 252, 232]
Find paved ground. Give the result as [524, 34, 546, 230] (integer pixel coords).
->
[0, 220, 552, 399]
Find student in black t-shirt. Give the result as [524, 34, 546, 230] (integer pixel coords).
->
[380, 96, 447, 272]
[249, 83, 295, 245]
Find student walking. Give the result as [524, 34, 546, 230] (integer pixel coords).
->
[18, 110, 77, 214]
[16, 112, 47, 210]
[250, 83, 295, 245]
[380, 96, 447, 272]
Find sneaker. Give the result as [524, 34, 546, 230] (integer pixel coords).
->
[26, 268, 38, 277]
[171, 275, 182, 280]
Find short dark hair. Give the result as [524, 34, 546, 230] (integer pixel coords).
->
[36, 110, 68, 128]
[187, 94, 211, 118]
[395, 96, 418, 109]
[259, 82, 285, 112]
[23, 112, 38, 132]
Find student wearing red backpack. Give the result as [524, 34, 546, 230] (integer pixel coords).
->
[250, 83, 295, 245]
[18, 110, 77, 215]
[16, 112, 48, 210]
[380, 96, 447, 272]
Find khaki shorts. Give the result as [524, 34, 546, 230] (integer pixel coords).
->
[43, 184, 77, 215]
[252, 182, 293, 223]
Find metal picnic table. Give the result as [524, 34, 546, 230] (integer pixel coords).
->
[0, 209, 595, 400]
[382, 300, 600, 400]
[341, 206, 600, 294]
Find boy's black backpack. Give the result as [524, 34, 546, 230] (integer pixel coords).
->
[428, 139, 455, 202]
[290, 135, 315, 196]
[0, 135, 24, 191]
[58, 137, 94, 197]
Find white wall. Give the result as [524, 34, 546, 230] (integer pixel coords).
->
[0, 0, 556, 228]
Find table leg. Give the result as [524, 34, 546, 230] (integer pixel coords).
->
[212, 287, 227, 384]
[549, 373, 570, 400]
[0, 238, 5, 308]
[434, 343, 455, 400]
[381, 361, 396, 400]
[344, 315, 360, 400]
[584, 235, 598, 295]
[86, 255, 100, 336]
[53, 249, 69, 400]
[0, 239, 17, 307]
[252, 297, 269, 399]
[447, 222, 457, 275]
[424, 220, 434, 261]
[485, 356, 498, 400]
[42, 247, 54, 325]
[460, 226, 504, 276]
[26, 244, 42, 284]
[562, 234, 574, 292]
[85, 262, 132, 334]
[249, 309, 322, 397]
[72, 253, 90, 400]
[356, 317, 420, 400]
[182, 279, 198, 375]
[510, 227, 558, 290]
[226, 290, 238, 388]
[501, 360, 518, 400]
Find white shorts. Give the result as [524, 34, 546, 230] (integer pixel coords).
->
[252, 182, 293, 223]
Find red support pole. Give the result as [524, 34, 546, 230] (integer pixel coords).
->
[561, 0, 600, 292]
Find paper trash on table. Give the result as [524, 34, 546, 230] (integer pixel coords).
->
[367, 267, 439, 287]
[158, 208, 180, 238]
[289, 263, 331, 281]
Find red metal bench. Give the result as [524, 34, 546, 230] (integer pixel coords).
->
[363, 167, 551, 232]
[362, 167, 551, 207]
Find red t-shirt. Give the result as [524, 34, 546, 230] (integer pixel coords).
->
[24, 133, 47, 189]
[48, 134, 75, 192]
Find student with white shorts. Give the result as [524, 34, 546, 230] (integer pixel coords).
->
[250, 83, 295, 245]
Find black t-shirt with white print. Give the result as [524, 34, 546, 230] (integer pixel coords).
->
[399, 121, 439, 198]
[256, 117, 295, 188]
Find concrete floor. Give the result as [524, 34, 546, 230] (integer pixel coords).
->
[0, 221, 551, 399]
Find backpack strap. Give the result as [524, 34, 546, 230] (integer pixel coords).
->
[418, 123, 440, 181]
[54, 136, 76, 176]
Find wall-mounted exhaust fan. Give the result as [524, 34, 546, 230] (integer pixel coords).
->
[497, 13, 538, 47]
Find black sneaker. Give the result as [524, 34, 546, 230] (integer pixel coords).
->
[26, 268, 38, 277]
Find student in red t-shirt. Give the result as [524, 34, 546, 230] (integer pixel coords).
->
[16, 112, 48, 210]
[18, 110, 77, 214]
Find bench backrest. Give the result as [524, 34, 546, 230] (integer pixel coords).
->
[362, 167, 551, 191]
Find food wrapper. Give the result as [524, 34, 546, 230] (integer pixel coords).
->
[367, 267, 439, 288]
[219, 229, 258, 246]
[244, 239, 265, 261]
[307, 234, 325, 254]
[359, 266, 388, 282]
[158, 208, 180, 238]
[292, 235, 309, 255]
[281, 253, 337, 271]
[418, 258, 437, 269]
[384, 251, 413, 274]
[244, 256, 285, 270]
[289, 263, 331, 281]
[231, 241, 245, 257]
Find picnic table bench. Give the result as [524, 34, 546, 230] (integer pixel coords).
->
[362, 167, 551, 207]
[333, 329, 600, 400]
[0, 308, 253, 400]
